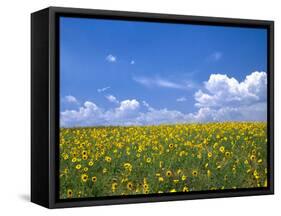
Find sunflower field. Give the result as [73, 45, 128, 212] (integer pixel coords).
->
[59, 122, 267, 199]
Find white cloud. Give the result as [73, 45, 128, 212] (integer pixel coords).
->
[193, 71, 267, 122]
[195, 71, 267, 108]
[64, 95, 78, 104]
[61, 71, 267, 127]
[60, 99, 198, 127]
[118, 99, 139, 111]
[97, 86, 110, 93]
[105, 99, 140, 125]
[61, 99, 141, 127]
[189, 102, 267, 122]
[105, 54, 117, 63]
[60, 101, 105, 126]
[130, 60, 135, 65]
[105, 94, 119, 104]
[176, 97, 187, 102]
[133, 76, 194, 90]
[136, 108, 191, 125]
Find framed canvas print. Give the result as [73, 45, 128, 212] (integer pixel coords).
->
[31, 6, 274, 208]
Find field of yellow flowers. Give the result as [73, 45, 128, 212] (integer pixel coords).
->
[59, 122, 267, 199]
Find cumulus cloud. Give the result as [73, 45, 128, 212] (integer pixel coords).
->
[60, 101, 105, 126]
[64, 95, 79, 104]
[97, 86, 110, 93]
[105, 94, 119, 104]
[118, 99, 139, 111]
[105, 54, 117, 63]
[195, 71, 267, 108]
[61, 99, 141, 127]
[136, 108, 192, 125]
[104, 100, 141, 125]
[60, 71, 267, 127]
[188, 102, 267, 123]
[193, 71, 267, 122]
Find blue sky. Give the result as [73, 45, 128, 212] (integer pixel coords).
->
[60, 17, 267, 127]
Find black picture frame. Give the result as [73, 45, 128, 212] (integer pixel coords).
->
[31, 6, 274, 208]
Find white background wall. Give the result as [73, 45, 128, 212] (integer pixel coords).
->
[0, 0, 279, 214]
